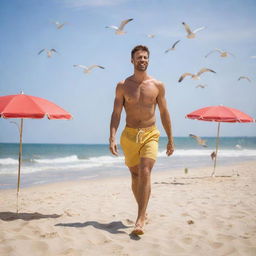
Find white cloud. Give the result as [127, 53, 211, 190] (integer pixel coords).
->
[61, 0, 127, 8]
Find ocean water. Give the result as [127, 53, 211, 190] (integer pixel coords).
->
[0, 137, 256, 189]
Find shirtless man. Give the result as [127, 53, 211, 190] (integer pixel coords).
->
[109, 45, 174, 235]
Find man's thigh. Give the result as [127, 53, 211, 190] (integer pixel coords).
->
[140, 139, 158, 163]
[139, 157, 155, 172]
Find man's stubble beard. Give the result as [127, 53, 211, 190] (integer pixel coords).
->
[135, 63, 148, 72]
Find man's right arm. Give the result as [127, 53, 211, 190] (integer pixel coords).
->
[109, 82, 124, 156]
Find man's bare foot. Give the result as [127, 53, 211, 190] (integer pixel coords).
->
[131, 223, 144, 236]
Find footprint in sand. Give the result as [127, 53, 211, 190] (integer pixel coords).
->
[103, 239, 112, 244]
[125, 218, 134, 225]
[40, 232, 58, 238]
[182, 236, 193, 244]
[64, 210, 80, 217]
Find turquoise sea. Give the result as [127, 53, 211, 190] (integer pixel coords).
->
[0, 137, 256, 189]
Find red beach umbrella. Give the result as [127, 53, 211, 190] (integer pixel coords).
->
[186, 105, 255, 176]
[0, 92, 72, 211]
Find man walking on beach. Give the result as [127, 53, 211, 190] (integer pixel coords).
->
[109, 45, 174, 235]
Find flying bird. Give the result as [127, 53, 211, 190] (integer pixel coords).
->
[178, 68, 216, 82]
[189, 134, 207, 147]
[53, 21, 67, 29]
[182, 22, 206, 39]
[238, 76, 251, 82]
[205, 48, 235, 58]
[73, 64, 105, 74]
[105, 18, 133, 35]
[10, 121, 20, 132]
[235, 144, 242, 149]
[146, 34, 156, 38]
[165, 40, 181, 53]
[38, 48, 58, 58]
[196, 84, 207, 88]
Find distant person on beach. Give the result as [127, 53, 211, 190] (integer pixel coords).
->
[109, 45, 174, 235]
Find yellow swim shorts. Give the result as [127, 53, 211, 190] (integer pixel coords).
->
[120, 125, 160, 167]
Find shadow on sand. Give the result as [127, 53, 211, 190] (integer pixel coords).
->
[0, 211, 62, 221]
[55, 220, 130, 234]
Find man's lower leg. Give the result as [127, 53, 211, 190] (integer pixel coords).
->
[136, 167, 151, 226]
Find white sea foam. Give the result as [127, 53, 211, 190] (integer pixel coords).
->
[0, 155, 125, 175]
[1, 150, 255, 176]
[87, 155, 124, 163]
[34, 155, 79, 164]
[0, 158, 19, 165]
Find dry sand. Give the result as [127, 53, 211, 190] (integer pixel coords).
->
[0, 161, 256, 256]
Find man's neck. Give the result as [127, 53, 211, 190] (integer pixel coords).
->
[132, 71, 149, 83]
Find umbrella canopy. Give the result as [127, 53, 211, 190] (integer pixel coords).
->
[0, 93, 72, 212]
[186, 105, 254, 123]
[0, 94, 72, 119]
[186, 105, 255, 176]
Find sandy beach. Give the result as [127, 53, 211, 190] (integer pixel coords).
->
[0, 161, 256, 256]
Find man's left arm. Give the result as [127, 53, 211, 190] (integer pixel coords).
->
[156, 81, 174, 156]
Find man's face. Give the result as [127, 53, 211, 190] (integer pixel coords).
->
[132, 50, 149, 71]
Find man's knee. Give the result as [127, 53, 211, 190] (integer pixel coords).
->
[129, 165, 139, 179]
[139, 165, 152, 177]
[139, 158, 155, 177]
[131, 171, 139, 179]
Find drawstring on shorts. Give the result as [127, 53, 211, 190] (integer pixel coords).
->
[136, 129, 145, 143]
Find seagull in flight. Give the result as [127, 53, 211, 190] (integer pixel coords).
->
[182, 22, 206, 39]
[105, 18, 133, 35]
[189, 134, 207, 147]
[165, 40, 181, 53]
[235, 144, 242, 149]
[53, 21, 67, 29]
[196, 84, 207, 88]
[38, 48, 58, 58]
[205, 48, 235, 58]
[238, 76, 251, 82]
[146, 34, 156, 38]
[73, 64, 105, 74]
[178, 68, 216, 82]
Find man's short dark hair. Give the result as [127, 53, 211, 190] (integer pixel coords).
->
[131, 45, 150, 59]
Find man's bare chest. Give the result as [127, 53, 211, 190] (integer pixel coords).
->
[124, 84, 158, 105]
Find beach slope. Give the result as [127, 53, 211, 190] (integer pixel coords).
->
[0, 161, 256, 256]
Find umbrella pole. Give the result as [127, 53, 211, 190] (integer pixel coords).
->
[211, 122, 220, 177]
[16, 118, 23, 213]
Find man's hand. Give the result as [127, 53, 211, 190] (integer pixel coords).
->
[166, 141, 174, 156]
[109, 138, 118, 156]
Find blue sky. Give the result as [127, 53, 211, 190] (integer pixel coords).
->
[0, 0, 255, 144]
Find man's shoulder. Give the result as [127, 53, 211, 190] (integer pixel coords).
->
[117, 76, 133, 87]
[115, 80, 126, 94]
[116, 79, 126, 88]
[117, 75, 132, 85]
[150, 78, 165, 88]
